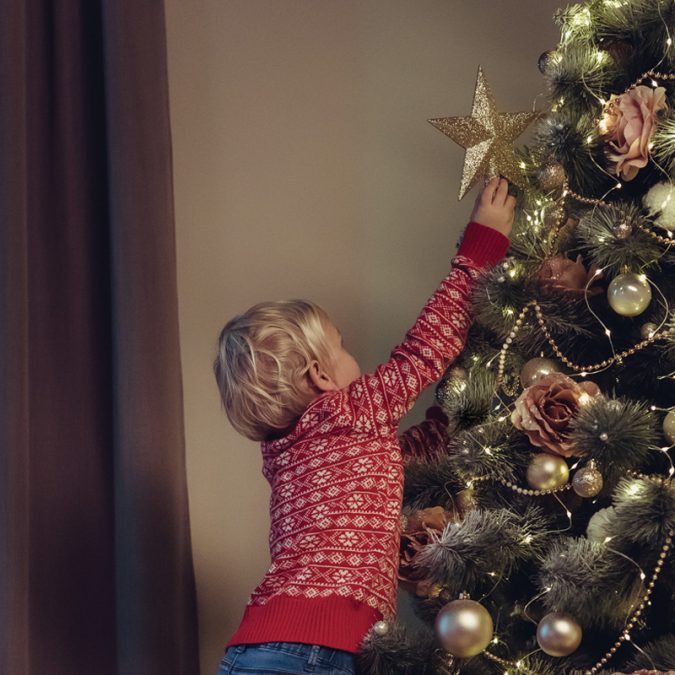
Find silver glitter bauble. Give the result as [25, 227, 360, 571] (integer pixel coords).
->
[572, 460, 604, 498]
[527, 453, 569, 491]
[435, 599, 494, 658]
[640, 322, 658, 340]
[664, 410, 675, 445]
[520, 357, 559, 388]
[536, 612, 582, 657]
[613, 222, 633, 240]
[537, 160, 567, 191]
[373, 620, 390, 636]
[607, 273, 652, 317]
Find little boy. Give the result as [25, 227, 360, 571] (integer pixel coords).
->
[213, 177, 514, 674]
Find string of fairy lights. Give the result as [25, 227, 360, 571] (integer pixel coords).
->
[376, 8, 675, 675]
[437, 13, 675, 674]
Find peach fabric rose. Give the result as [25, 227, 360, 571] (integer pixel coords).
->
[538, 255, 602, 297]
[602, 85, 667, 181]
[511, 372, 601, 457]
[399, 506, 454, 594]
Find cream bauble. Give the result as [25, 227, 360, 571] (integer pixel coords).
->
[527, 453, 569, 491]
[435, 599, 494, 658]
[607, 273, 652, 317]
[664, 410, 675, 445]
[640, 322, 659, 340]
[372, 620, 390, 636]
[536, 612, 582, 657]
[520, 357, 559, 388]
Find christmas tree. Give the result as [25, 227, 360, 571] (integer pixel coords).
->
[357, 1, 675, 674]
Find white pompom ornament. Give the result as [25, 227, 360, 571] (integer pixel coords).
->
[643, 181, 675, 231]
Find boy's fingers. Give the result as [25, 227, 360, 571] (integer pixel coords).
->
[495, 178, 509, 204]
[506, 195, 517, 209]
[482, 176, 500, 203]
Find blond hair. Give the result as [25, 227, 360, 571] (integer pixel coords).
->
[214, 300, 333, 441]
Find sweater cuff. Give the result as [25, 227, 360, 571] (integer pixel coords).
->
[456, 221, 509, 268]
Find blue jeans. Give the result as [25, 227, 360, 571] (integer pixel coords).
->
[215, 642, 355, 675]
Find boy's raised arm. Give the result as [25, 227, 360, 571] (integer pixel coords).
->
[345, 177, 514, 434]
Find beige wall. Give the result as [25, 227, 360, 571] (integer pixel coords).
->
[164, 1, 562, 672]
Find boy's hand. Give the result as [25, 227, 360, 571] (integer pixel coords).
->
[469, 176, 515, 238]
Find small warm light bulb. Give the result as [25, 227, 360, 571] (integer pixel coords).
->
[604, 328, 611, 337]
[668, 37, 673, 46]
[651, 79, 659, 87]
[616, 182, 622, 189]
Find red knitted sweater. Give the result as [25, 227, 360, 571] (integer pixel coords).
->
[227, 222, 509, 653]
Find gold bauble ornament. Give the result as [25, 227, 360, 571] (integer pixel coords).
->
[527, 453, 569, 491]
[435, 598, 494, 658]
[428, 66, 539, 200]
[572, 460, 604, 498]
[664, 410, 675, 445]
[536, 612, 582, 657]
[520, 357, 559, 388]
[640, 322, 658, 340]
[607, 273, 652, 317]
[456, 488, 478, 514]
[537, 160, 567, 191]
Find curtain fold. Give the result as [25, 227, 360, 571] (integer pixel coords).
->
[0, 2, 200, 674]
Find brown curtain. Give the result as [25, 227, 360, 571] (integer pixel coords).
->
[0, 2, 200, 674]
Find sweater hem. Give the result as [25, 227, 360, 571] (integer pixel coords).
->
[226, 595, 382, 653]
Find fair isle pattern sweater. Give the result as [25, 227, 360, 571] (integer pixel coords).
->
[227, 222, 509, 653]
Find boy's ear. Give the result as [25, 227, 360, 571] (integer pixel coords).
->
[307, 360, 337, 392]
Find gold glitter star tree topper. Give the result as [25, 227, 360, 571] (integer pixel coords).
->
[429, 66, 539, 200]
